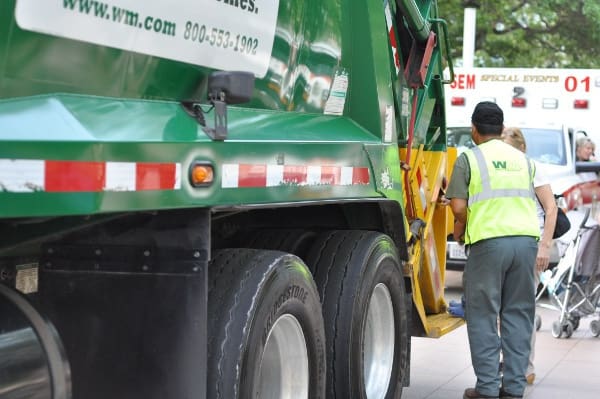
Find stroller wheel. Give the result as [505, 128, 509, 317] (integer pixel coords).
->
[590, 320, 600, 337]
[564, 321, 574, 338]
[568, 315, 580, 331]
[535, 314, 542, 331]
[551, 321, 563, 338]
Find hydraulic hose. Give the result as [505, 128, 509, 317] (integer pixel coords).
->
[396, 0, 432, 43]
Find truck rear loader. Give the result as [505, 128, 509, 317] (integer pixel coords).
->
[0, 1, 462, 398]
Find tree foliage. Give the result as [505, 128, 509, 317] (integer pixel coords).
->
[438, 0, 600, 68]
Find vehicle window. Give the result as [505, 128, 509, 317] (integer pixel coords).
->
[521, 128, 566, 166]
[448, 126, 566, 165]
[447, 127, 473, 154]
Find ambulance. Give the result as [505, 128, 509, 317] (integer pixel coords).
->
[446, 67, 600, 140]
[444, 67, 600, 269]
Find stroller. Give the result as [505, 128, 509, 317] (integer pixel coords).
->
[536, 208, 600, 338]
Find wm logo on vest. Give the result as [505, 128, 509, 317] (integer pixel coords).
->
[491, 160, 523, 171]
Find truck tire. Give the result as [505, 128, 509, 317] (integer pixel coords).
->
[307, 231, 408, 399]
[208, 249, 326, 399]
[0, 284, 71, 399]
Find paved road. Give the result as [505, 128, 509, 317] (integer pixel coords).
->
[403, 271, 600, 399]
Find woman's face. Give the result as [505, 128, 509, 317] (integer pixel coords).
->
[576, 142, 594, 161]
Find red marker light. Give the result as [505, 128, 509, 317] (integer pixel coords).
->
[511, 97, 526, 107]
[574, 99, 589, 109]
[451, 97, 465, 106]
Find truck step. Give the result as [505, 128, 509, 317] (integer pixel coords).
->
[425, 312, 466, 338]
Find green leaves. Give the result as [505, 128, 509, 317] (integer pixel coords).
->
[438, 0, 600, 68]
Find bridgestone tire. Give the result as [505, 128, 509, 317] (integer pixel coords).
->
[208, 249, 326, 399]
[307, 231, 408, 399]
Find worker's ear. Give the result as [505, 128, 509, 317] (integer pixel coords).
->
[470, 127, 481, 145]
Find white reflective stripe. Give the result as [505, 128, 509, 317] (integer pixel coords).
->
[340, 166, 354, 185]
[173, 163, 182, 189]
[471, 146, 491, 192]
[105, 162, 136, 191]
[469, 188, 535, 205]
[266, 165, 284, 187]
[306, 166, 321, 185]
[222, 164, 239, 188]
[468, 146, 535, 206]
[0, 159, 45, 192]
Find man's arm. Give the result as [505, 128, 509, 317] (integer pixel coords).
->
[446, 153, 470, 243]
[450, 198, 467, 243]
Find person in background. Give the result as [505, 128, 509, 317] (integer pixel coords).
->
[575, 136, 596, 161]
[501, 127, 558, 385]
[446, 102, 539, 399]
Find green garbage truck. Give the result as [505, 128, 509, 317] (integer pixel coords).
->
[0, 0, 462, 398]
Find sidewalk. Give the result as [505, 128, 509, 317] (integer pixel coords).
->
[403, 271, 600, 399]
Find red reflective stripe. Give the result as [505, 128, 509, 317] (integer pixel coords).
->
[239, 164, 267, 187]
[283, 165, 307, 184]
[136, 163, 177, 190]
[388, 28, 400, 70]
[352, 167, 370, 184]
[45, 161, 105, 192]
[321, 166, 341, 184]
[224, 164, 369, 188]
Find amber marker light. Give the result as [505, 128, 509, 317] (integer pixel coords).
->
[189, 162, 214, 187]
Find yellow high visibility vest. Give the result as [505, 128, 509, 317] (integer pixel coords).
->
[464, 140, 539, 245]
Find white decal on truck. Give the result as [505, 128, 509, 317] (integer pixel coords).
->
[15, 0, 280, 78]
[324, 69, 348, 116]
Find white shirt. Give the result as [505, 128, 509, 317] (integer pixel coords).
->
[533, 160, 551, 232]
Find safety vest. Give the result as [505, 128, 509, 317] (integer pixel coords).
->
[464, 139, 539, 244]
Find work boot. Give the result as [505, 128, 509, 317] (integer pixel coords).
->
[499, 388, 523, 398]
[463, 388, 499, 398]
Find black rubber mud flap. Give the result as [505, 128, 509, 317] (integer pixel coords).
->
[208, 249, 326, 399]
[306, 230, 409, 399]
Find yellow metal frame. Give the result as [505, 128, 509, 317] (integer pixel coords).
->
[400, 145, 464, 337]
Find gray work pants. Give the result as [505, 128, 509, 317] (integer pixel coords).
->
[464, 236, 537, 396]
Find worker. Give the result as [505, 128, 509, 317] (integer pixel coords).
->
[446, 102, 540, 399]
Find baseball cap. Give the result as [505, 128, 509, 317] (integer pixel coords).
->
[471, 101, 503, 127]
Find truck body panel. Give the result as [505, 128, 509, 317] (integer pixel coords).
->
[0, 1, 461, 398]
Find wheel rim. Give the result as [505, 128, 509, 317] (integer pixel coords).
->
[552, 321, 562, 338]
[363, 283, 395, 399]
[258, 314, 309, 399]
